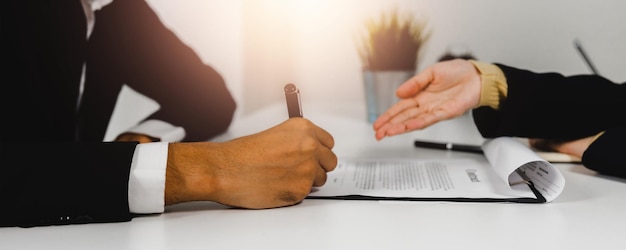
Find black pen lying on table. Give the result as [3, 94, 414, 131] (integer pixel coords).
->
[414, 140, 483, 154]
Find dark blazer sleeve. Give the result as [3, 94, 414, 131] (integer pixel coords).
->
[472, 63, 626, 178]
[582, 128, 626, 177]
[0, 142, 138, 228]
[80, 0, 237, 142]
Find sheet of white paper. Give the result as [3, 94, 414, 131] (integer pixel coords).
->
[309, 158, 536, 200]
[309, 137, 566, 203]
[482, 137, 566, 202]
[103, 85, 160, 142]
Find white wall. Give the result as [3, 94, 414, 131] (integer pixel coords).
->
[148, 0, 626, 119]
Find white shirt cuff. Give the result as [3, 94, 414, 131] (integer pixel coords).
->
[128, 142, 169, 214]
[126, 119, 186, 142]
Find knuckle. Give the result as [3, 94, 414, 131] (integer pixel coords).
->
[316, 173, 328, 186]
[300, 136, 319, 153]
[329, 155, 338, 170]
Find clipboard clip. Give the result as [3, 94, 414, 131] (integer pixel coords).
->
[511, 168, 547, 202]
[510, 168, 531, 186]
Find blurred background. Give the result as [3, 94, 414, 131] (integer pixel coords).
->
[146, 0, 626, 121]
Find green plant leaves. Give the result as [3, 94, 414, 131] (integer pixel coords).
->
[357, 9, 430, 71]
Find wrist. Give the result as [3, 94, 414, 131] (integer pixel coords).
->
[165, 142, 220, 205]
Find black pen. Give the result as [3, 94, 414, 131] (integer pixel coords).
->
[414, 140, 483, 154]
[284, 83, 302, 118]
[574, 39, 599, 75]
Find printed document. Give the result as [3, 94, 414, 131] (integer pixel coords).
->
[308, 137, 565, 203]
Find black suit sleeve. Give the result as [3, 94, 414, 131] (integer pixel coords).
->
[0, 142, 138, 228]
[81, 0, 237, 142]
[472, 64, 626, 178]
[582, 128, 626, 177]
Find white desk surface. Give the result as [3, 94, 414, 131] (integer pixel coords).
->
[2, 101, 626, 250]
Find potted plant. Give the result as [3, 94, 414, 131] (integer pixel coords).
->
[356, 9, 430, 122]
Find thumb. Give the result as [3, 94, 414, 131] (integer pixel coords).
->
[396, 68, 434, 99]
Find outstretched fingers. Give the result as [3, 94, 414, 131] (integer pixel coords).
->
[375, 106, 455, 139]
[403, 109, 452, 132]
[373, 98, 420, 130]
[396, 67, 435, 99]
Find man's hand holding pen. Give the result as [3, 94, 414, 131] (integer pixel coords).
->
[166, 119, 337, 209]
[164, 83, 337, 209]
